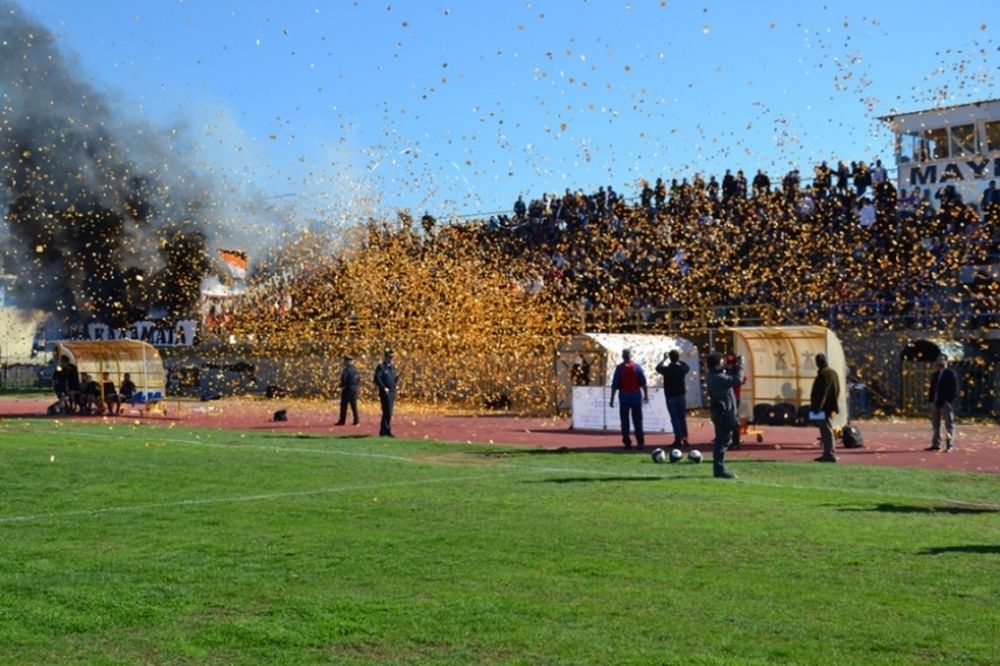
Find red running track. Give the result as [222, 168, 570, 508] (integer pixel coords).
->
[3, 396, 999, 475]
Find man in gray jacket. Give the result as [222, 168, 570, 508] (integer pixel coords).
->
[706, 352, 744, 479]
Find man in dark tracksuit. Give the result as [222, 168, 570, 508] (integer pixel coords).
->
[926, 354, 959, 452]
[706, 353, 744, 479]
[655, 349, 690, 448]
[374, 349, 400, 437]
[335, 356, 360, 426]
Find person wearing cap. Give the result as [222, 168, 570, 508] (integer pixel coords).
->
[609, 348, 649, 450]
[374, 349, 400, 437]
[926, 354, 959, 452]
[810, 353, 840, 463]
[335, 355, 360, 426]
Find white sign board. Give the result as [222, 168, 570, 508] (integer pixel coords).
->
[572, 386, 674, 433]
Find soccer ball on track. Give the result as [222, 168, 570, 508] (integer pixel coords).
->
[687, 449, 703, 463]
[651, 448, 667, 463]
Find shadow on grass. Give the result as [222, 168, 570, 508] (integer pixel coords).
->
[919, 544, 1000, 555]
[259, 433, 372, 441]
[841, 503, 999, 515]
[528, 475, 666, 484]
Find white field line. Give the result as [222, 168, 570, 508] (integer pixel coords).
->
[0, 474, 502, 524]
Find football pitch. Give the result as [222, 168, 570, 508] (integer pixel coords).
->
[1, 420, 998, 665]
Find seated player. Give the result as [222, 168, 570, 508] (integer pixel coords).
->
[51, 355, 81, 414]
[102, 372, 122, 415]
[79, 373, 103, 414]
[119, 372, 137, 409]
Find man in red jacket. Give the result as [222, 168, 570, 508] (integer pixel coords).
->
[609, 349, 649, 450]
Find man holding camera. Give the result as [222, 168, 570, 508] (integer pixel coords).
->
[706, 352, 744, 479]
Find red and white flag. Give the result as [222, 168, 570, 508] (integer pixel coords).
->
[219, 249, 248, 280]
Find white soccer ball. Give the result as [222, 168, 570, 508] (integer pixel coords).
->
[669, 448, 684, 463]
[688, 449, 703, 463]
[651, 448, 666, 463]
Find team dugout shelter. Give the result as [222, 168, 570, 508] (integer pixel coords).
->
[556, 332, 702, 432]
[53, 340, 166, 408]
[725, 325, 849, 430]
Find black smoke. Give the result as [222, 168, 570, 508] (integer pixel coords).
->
[0, 3, 212, 327]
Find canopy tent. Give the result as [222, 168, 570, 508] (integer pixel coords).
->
[54, 340, 166, 406]
[726, 325, 849, 429]
[556, 332, 702, 431]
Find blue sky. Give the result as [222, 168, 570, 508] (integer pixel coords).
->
[11, 0, 999, 229]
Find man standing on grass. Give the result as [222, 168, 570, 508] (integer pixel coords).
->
[706, 353, 743, 479]
[655, 349, 689, 448]
[374, 349, 400, 438]
[926, 354, 959, 452]
[609, 348, 649, 450]
[810, 353, 840, 463]
[335, 355, 360, 426]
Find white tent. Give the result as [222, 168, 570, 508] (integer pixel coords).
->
[556, 332, 702, 432]
[727, 325, 849, 429]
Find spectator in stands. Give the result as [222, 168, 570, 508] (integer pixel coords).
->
[981, 180, 1000, 213]
[835, 161, 850, 195]
[654, 178, 667, 210]
[706, 175, 720, 202]
[782, 169, 800, 202]
[870, 159, 887, 189]
[852, 161, 870, 198]
[609, 348, 649, 450]
[858, 197, 877, 230]
[751, 169, 770, 198]
[656, 349, 690, 449]
[813, 161, 831, 199]
[735, 170, 748, 199]
[926, 354, 959, 452]
[513, 195, 527, 219]
[721, 169, 734, 201]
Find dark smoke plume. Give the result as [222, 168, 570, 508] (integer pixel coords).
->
[0, 3, 213, 327]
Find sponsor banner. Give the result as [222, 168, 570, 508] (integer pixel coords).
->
[68, 319, 198, 347]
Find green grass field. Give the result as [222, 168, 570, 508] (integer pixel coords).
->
[1, 420, 998, 665]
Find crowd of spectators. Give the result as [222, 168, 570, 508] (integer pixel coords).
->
[208, 158, 1000, 344]
[483, 160, 1000, 327]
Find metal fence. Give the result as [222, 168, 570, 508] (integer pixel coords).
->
[0, 359, 48, 390]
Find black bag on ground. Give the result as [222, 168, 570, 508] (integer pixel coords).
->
[841, 423, 863, 448]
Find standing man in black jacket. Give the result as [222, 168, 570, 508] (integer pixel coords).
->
[374, 349, 400, 437]
[335, 355, 360, 426]
[926, 355, 959, 452]
[810, 353, 840, 463]
[655, 349, 690, 448]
